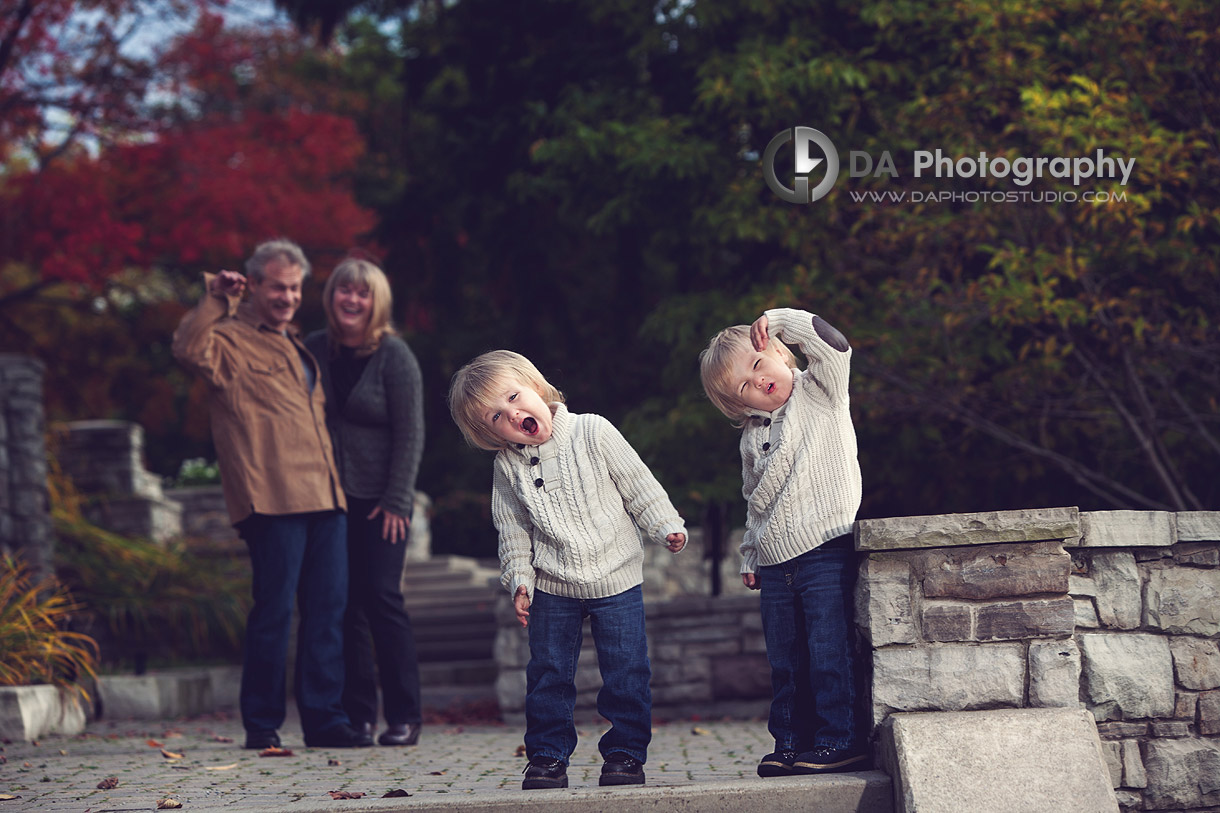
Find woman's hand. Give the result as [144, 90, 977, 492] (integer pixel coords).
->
[368, 505, 410, 544]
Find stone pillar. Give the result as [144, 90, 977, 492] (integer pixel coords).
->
[57, 420, 181, 544]
[0, 355, 52, 580]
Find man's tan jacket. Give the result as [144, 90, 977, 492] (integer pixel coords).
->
[172, 275, 346, 525]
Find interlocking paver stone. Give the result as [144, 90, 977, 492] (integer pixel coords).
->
[0, 709, 794, 812]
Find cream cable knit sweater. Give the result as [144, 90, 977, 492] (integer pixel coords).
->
[739, 308, 862, 574]
[491, 403, 686, 601]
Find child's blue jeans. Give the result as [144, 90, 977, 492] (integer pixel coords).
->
[758, 535, 859, 753]
[524, 585, 652, 765]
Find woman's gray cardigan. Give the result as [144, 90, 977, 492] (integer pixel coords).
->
[304, 331, 424, 517]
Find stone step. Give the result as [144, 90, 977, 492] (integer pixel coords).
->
[402, 570, 494, 590]
[419, 660, 499, 687]
[402, 585, 500, 610]
[305, 772, 893, 813]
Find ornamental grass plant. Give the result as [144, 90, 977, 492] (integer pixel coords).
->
[0, 556, 99, 697]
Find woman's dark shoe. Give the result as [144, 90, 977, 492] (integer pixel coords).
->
[243, 730, 281, 750]
[304, 723, 374, 748]
[356, 721, 376, 740]
[378, 723, 421, 746]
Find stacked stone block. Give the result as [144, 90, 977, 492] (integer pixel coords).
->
[0, 355, 52, 578]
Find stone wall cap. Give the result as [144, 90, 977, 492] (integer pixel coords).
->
[1079, 510, 1176, 548]
[856, 507, 1080, 552]
[1176, 511, 1220, 543]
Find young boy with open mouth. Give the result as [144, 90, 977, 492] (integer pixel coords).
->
[448, 350, 687, 790]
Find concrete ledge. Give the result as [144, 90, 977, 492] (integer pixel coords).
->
[96, 665, 242, 720]
[880, 708, 1116, 813]
[856, 508, 1080, 552]
[236, 772, 893, 813]
[0, 685, 87, 741]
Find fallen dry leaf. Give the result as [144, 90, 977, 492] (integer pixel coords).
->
[22, 762, 31, 768]
[96, 777, 119, 789]
[204, 763, 239, 771]
[160, 749, 184, 760]
[0, 755, 6, 764]
[212, 735, 234, 743]
[514, 744, 526, 757]
[0, 794, 21, 801]
[428, 770, 445, 776]
[691, 726, 711, 735]
[146, 739, 163, 748]
[30, 741, 38, 747]
[327, 758, 341, 766]
[327, 791, 365, 800]
[259, 746, 294, 757]
[156, 799, 183, 810]
[382, 789, 410, 798]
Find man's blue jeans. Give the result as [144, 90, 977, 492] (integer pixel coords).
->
[524, 586, 652, 765]
[758, 536, 859, 752]
[237, 510, 349, 737]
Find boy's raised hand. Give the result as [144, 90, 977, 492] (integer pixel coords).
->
[513, 585, 531, 627]
[665, 532, 686, 553]
[750, 314, 770, 352]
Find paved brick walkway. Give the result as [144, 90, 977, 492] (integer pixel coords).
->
[1, 710, 783, 812]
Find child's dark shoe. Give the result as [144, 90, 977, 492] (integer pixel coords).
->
[792, 745, 870, 773]
[757, 749, 800, 777]
[522, 756, 568, 789]
[599, 752, 645, 786]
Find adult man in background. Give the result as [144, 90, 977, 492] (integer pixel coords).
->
[173, 238, 370, 749]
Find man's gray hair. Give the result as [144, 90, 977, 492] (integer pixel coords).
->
[245, 239, 311, 281]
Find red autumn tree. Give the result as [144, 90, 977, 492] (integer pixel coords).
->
[1, 4, 377, 472]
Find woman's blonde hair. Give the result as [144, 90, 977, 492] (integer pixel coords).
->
[448, 350, 565, 451]
[322, 258, 396, 355]
[699, 325, 797, 424]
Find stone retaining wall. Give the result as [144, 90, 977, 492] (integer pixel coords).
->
[856, 508, 1220, 813]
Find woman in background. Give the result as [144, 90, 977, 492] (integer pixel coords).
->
[305, 257, 425, 747]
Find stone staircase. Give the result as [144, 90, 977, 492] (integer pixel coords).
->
[403, 555, 502, 688]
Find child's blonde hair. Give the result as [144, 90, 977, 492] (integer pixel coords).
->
[448, 350, 566, 451]
[699, 325, 797, 424]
